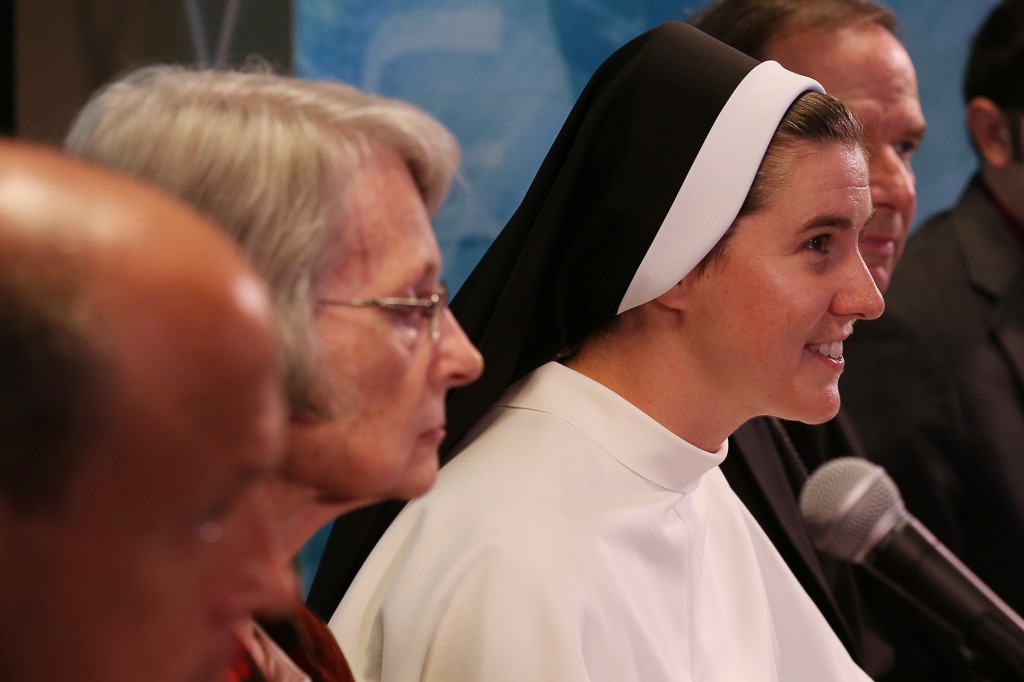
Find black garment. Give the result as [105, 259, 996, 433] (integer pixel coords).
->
[725, 417, 893, 677]
[725, 414, 977, 681]
[843, 176, 1024, 625]
[843, 176, 1024, 614]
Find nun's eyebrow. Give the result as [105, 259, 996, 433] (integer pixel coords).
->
[800, 208, 876, 232]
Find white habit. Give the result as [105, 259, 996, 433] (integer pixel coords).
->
[331, 362, 871, 682]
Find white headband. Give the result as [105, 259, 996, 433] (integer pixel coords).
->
[617, 61, 823, 314]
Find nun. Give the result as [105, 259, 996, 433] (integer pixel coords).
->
[331, 21, 883, 681]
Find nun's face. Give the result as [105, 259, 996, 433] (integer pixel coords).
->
[682, 141, 882, 426]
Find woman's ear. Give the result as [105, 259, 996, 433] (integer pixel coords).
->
[653, 275, 693, 313]
[967, 97, 1013, 170]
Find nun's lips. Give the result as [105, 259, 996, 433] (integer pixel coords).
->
[806, 342, 845, 371]
[808, 340, 843, 360]
[806, 327, 852, 364]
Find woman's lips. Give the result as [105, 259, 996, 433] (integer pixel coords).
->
[421, 425, 447, 443]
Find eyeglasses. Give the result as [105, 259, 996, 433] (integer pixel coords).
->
[318, 282, 448, 341]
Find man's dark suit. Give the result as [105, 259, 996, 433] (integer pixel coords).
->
[843, 177, 1024, 617]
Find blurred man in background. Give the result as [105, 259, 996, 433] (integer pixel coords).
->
[689, 2, 982, 680]
[843, 0, 1024, 630]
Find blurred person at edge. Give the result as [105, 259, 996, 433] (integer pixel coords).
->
[693, 2, 987, 681]
[66, 67, 483, 682]
[843, 0, 1024, 652]
[0, 140, 290, 682]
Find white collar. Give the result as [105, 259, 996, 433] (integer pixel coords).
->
[497, 362, 726, 493]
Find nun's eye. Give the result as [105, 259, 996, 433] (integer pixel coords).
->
[805, 234, 831, 253]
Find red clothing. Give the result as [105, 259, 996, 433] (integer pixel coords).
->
[227, 600, 355, 682]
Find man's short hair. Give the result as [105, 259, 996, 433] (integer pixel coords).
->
[689, 0, 897, 60]
[964, 0, 1024, 110]
[65, 67, 460, 419]
[0, 253, 105, 514]
[965, 0, 1024, 162]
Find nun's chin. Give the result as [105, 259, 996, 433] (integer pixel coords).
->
[781, 386, 841, 426]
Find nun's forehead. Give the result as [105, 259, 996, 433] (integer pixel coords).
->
[617, 56, 822, 314]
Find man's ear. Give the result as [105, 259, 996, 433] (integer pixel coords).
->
[967, 97, 1013, 170]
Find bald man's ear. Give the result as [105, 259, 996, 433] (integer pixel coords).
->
[967, 97, 1013, 170]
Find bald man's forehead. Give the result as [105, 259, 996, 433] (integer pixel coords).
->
[0, 143, 264, 314]
[0, 140, 282, 442]
[0, 142, 231, 252]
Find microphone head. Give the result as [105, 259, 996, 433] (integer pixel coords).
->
[799, 457, 906, 563]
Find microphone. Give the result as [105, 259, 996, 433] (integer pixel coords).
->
[799, 457, 1024, 680]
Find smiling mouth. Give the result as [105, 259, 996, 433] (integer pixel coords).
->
[809, 340, 843, 360]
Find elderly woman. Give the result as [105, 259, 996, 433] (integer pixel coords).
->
[65, 69, 483, 681]
[331, 21, 883, 681]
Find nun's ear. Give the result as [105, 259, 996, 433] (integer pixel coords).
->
[652, 277, 692, 312]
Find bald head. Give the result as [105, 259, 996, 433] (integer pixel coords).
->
[0, 142, 289, 682]
[0, 140, 280, 508]
[0, 139, 269, 317]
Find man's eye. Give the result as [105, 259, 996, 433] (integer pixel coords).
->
[894, 140, 918, 159]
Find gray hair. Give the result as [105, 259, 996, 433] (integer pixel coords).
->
[65, 66, 460, 417]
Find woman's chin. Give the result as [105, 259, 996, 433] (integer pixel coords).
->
[388, 451, 440, 501]
[777, 395, 841, 426]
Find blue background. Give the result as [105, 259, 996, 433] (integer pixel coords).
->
[294, 0, 1001, 589]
